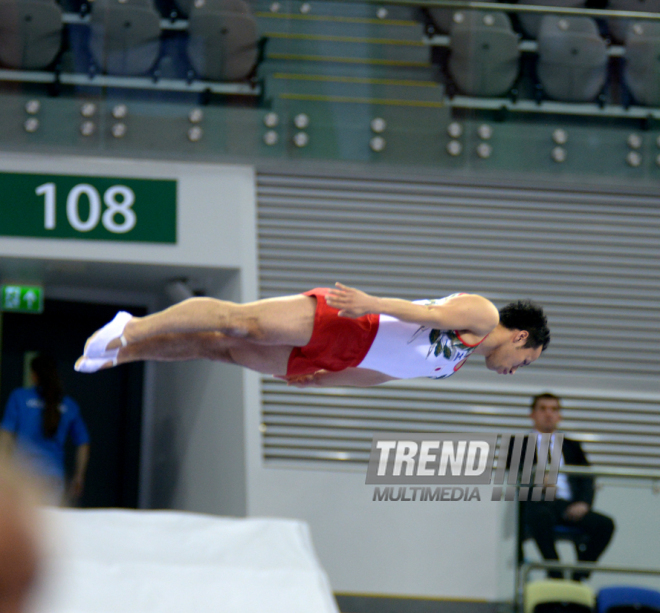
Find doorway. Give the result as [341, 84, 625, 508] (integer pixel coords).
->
[0, 299, 146, 508]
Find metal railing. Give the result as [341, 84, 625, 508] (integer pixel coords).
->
[514, 466, 660, 612]
[560, 465, 660, 484]
[0, 12, 265, 97]
[63, 1, 660, 21]
[0, 69, 260, 96]
[326, 0, 660, 20]
[517, 562, 660, 612]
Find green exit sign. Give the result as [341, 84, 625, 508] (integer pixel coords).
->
[1, 285, 44, 313]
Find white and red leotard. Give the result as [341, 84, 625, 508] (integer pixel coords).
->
[286, 290, 486, 379]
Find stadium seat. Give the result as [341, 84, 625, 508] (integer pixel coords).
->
[607, 0, 660, 43]
[518, 0, 587, 39]
[522, 523, 590, 555]
[448, 10, 521, 97]
[0, 0, 63, 69]
[88, 0, 161, 76]
[525, 580, 596, 613]
[536, 16, 608, 101]
[517, 0, 586, 39]
[186, 0, 258, 81]
[597, 586, 660, 613]
[623, 21, 660, 105]
[428, 0, 497, 34]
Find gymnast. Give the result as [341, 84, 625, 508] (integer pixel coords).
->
[75, 283, 550, 387]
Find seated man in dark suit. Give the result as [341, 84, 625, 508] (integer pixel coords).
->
[520, 393, 616, 580]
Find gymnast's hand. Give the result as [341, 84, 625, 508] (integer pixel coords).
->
[326, 282, 377, 318]
[274, 371, 327, 387]
[563, 501, 590, 522]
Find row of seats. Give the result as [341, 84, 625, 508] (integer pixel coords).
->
[526, 582, 660, 613]
[523, 0, 660, 42]
[429, 0, 660, 42]
[446, 11, 660, 105]
[0, 0, 258, 80]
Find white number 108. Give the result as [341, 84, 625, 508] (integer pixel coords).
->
[36, 182, 137, 234]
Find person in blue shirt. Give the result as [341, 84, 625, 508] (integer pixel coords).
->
[0, 354, 90, 506]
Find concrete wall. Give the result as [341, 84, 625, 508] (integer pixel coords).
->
[0, 152, 258, 518]
[247, 465, 509, 599]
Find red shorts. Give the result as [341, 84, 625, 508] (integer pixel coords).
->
[286, 288, 380, 377]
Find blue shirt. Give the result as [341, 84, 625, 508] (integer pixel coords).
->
[1, 387, 90, 480]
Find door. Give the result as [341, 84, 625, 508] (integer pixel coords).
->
[0, 299, 146, 508]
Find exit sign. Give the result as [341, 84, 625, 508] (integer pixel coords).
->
[1, 285, 44, 313]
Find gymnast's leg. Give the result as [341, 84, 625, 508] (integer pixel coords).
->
[82, 332, 294, 375]
[83, 294, 317, 360]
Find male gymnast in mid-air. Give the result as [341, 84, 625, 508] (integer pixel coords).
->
[75, 283, 550, 387]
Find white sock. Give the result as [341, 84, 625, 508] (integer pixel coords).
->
[84, 311, 132, 358]
[74, 356, 116, 373]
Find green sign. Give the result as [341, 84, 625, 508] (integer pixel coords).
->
[0, 172, 177, 243]
[1, 285, 44, 313]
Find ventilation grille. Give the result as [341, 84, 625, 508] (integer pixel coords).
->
[256, 171, 660, 472]
[262, 380, 660, 472]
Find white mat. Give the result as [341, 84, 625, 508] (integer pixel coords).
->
[30, 508, 339, 613]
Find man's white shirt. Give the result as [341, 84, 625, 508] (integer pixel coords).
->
[535, 431, 572, 501]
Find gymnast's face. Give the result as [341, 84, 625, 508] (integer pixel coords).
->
[485, 330, 543, 375]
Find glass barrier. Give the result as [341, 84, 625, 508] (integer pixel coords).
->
[1, 0, 660, 184]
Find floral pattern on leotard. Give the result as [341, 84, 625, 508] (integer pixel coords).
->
[407, 296, 479, 379]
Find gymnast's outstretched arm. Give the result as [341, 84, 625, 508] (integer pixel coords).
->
[326, 282, 499, 337]
[282, 367, 397, 388]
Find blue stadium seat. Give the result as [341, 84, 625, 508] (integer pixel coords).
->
[521, 523, 590, 567]
[597, 586, 660, 613]
[553, 525, 587, 545]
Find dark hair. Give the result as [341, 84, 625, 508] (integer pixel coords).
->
[531, 392, 561, 411]
[30, 354, 64, 439]
[499, 300, 550, 351]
